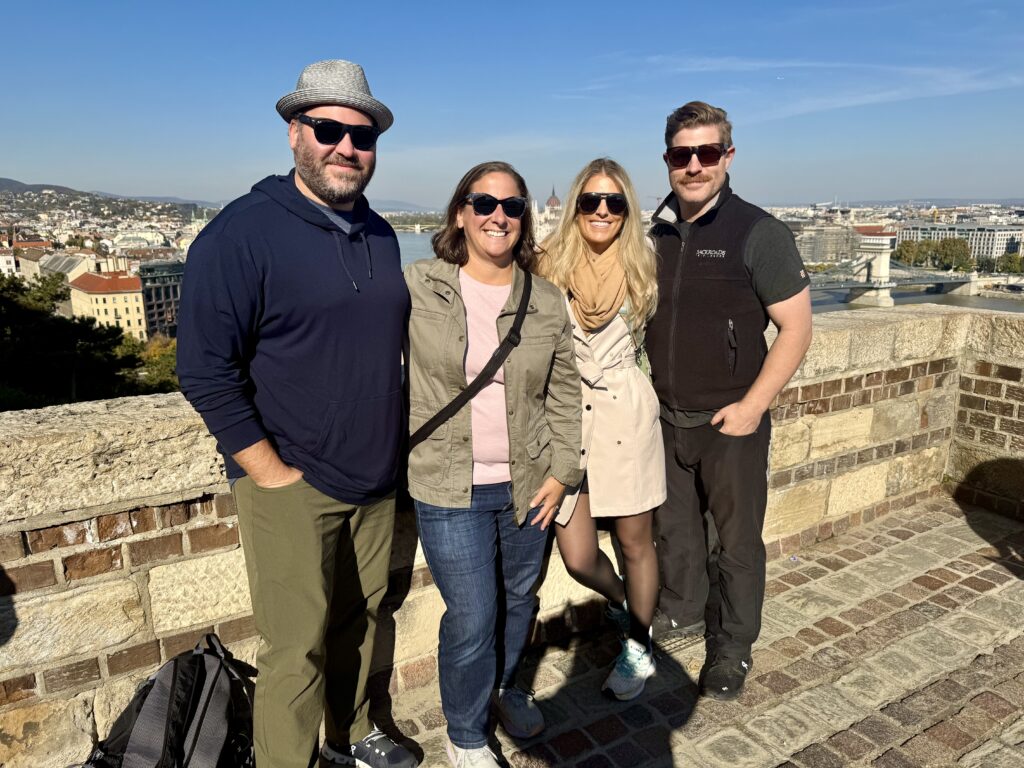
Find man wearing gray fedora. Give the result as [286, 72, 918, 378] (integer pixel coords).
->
[178, 60, 417, 768]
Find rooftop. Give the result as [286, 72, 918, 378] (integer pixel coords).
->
[68, 270, 141, 293]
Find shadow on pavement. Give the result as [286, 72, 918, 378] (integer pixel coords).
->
[0, 565, 16, 648]
[955, 458, 1024, 580]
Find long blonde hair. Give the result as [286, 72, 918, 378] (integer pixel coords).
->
[539, 158, 657, 330]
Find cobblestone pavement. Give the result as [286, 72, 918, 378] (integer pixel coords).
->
[381, 495, 1024, 767]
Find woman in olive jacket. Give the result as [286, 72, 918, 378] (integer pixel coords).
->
[404, 161, 583, 767]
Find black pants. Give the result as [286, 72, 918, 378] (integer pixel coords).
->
[654, 412, 771, 660]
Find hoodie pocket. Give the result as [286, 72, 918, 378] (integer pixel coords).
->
[313, 388, 404, 490]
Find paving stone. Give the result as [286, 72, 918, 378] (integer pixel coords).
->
[790, 684, 870, 731]
[871, 747, 919, 767]
[966, 595, 1024, 628]
[776, 586, 848, 621]
[950, 705, 999, 740]
[606, 740, 651, 768]
[826, 729, 874, 761]
[846, 558, 920, 589]
[936, 612, 1010, 649]
[695, 726, 778, 768]
[1001, 714, 1024, 746]
[902, 733, 960, 765]
[970, 692, 1017, 723]
[851, 715, 905, 747]
[835, 666, 897, 708]
[959, 740, 1024, 768]
[548, 729, 595, 760]
[924, 719, 975, 751]
[789, 743, 844, 768]
[809, 646, 853, 673]
[756, 670, 801, 695]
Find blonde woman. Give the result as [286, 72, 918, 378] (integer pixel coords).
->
[539, 158, 666, 700]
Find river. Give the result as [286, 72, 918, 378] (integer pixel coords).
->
[396, 232, 1024, 315]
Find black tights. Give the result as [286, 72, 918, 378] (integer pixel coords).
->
[554, 494, 657, 647]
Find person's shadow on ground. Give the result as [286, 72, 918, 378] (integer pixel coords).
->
[956, 458, 1024, 580]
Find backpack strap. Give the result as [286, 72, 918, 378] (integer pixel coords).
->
[122, 659, 179, 768]
[182, 654, 232, 768]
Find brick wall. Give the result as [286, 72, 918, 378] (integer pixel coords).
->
[1, 304, 1022, 765]
[946, 312, 1024, 518]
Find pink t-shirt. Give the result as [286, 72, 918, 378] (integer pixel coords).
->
[459, 270, 513, 484]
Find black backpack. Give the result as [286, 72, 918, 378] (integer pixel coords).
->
[81, 634, 256, 768]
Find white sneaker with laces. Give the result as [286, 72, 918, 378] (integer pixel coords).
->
[445, 739, 501, 767]
[602, 638, 656, 701]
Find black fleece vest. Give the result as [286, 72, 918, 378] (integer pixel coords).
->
[646, 185, 770, 410]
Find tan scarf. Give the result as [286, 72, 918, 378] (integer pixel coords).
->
[568, 240, 627, 332]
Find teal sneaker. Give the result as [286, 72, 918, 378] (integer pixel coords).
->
[602, 638, 656, 701]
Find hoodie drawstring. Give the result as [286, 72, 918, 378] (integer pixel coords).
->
[333, 232, 360, 292]
[332, 231, 375, 293]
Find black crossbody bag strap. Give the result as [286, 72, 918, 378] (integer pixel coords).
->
[409, 271, 532, 450]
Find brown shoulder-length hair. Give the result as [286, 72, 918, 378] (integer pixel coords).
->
[431, 161, 539, 273]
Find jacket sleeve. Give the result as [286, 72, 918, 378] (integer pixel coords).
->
[176, 231, 269, 455]
[545, 298, 585, 487]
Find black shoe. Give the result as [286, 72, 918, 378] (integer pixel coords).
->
[700, 656, 751, 701]
[651, 610, 705, 643]
[321, 727, 419, 767]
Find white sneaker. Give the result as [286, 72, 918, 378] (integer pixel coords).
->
[602, 638, 656, 701]
[445, 739, 501, 767]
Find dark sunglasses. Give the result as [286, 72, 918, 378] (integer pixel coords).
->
[464, 193, 528, 219]
[577, 192, 628, 216]
[295, 114, 380, 150]
[664, 143, 730, 169]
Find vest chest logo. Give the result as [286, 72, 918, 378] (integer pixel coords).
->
[695, 249, 727, 259]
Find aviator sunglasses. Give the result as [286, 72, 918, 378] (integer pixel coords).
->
[664, 143, 730, 169]
[464, 193, 528, 218]
[577, 192, 628, 216]
[295, 114, 380, 151]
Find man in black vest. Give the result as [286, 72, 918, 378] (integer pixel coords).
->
[646, 101, 812, 700]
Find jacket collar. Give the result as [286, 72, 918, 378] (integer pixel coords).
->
[423, 258, 537, 315]
[652, 174, 733, 228]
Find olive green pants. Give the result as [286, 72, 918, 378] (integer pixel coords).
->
[233, 476, 395, 768]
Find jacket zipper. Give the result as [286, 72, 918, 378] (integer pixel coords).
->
[727, 318, 737, 375]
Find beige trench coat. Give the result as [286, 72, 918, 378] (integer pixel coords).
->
[556, 300, 666, 525]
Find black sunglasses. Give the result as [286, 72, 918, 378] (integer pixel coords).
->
[295, 114, 380, 151]
[664, 143, 730, 169]
[577, 192, 628, 216]
[464, 193, 528, 219]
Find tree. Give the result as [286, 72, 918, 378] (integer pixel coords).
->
[893, 240, 918, 266]
[997, 252, 1022, 274]
[0, 274, 142, 410]
[917, 239, 941, 268]
[937, 238, 973, 272]
[976, 256, 997, 273]
[138, 334, 179, 393]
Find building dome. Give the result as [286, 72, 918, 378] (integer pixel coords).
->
[546, 186, 561, 209]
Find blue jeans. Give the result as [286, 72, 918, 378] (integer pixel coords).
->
[414, 482, 548, 748]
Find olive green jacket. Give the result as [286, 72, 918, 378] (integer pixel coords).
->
[404, 258, 584, 524]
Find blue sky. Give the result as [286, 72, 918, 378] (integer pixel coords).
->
[3, 0, 1022, 208]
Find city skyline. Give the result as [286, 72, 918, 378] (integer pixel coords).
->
[3, 0, 1023, 208]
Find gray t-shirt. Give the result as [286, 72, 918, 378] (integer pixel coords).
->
[307, 198, 355, 233]
[660, 216, 808, 428]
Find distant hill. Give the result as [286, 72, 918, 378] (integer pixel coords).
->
[370, 199, 437, 212]
[90, 190, 225, 208]
[0, 177, 79, 195]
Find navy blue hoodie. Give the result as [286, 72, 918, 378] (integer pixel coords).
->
[177, 172, 409, 504]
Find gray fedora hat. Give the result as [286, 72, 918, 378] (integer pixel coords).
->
[276, 59, 394, 132]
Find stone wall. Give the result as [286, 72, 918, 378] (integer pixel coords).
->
[1, 305, 1022, 766]
[946, 311, 1024, 517]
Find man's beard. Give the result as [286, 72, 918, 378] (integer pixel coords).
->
[294, 137, 375, 207]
